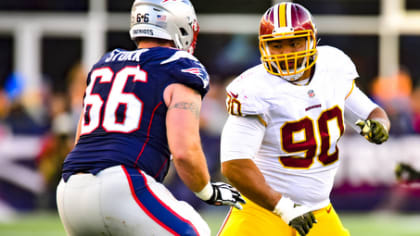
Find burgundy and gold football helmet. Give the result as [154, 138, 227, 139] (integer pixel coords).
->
[259, 2, 317, 81]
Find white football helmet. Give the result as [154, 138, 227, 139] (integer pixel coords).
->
[130, 0, 199, 54]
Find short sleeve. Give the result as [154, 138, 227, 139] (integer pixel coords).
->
[161, 50, 209, 97]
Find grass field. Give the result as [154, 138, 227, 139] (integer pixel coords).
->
[1, 209, 420, 236]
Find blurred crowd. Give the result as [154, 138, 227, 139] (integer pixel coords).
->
[370, 68, 420, 135]
[0, 63, 85, 213]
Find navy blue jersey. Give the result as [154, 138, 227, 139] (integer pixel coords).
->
[62, 47, 209, 182]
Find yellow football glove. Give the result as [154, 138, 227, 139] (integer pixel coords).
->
[395, 163, 420, 182]
[355, 119, 389, 144]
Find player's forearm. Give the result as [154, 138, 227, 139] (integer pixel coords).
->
[173, 152, 210, 193]
[165, 83, 210, 192]
[222, 159, 281, 211]
[367, 107, 390, 131]
[167, 121, 210, 192]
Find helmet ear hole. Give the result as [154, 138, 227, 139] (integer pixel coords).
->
[179, 28, 188, 36]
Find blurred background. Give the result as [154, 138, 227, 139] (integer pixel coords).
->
[1, 0, 420, 235]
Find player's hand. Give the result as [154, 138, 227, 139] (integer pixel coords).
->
[356, 119, 389, 144]
[273, 196, 317, 236]
[289, 212, 317, 236]
[204, 182, 245, 210]
[395, 163, 420, 182]
[195, 182, 245, 209]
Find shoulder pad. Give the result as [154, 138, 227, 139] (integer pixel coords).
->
[319, 46, 358, 81]
[160, 50, 199, 64]
[225, 66, 270, 118]
[161, 50, 209, 97]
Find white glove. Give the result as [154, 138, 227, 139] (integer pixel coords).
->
[273, 196, 316, 236]
[194, 182, 246, 210]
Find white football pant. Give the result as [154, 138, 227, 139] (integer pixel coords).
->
[56, 165, 210, 236]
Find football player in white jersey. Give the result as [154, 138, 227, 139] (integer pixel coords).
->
[218, 2, 390, 236]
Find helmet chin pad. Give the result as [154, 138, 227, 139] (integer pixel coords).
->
[280, 71, 305, 81]
[269, 59, 306, 81]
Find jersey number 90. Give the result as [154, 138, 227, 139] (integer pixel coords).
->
[280, 106, 344, 168]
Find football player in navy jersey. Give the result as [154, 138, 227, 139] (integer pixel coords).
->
[56, 1, 244, 235]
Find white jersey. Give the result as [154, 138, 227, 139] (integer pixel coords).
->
[224, 46, 361, 210]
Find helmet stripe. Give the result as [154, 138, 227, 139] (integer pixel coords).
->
[286, 3, 292, 28]
[278, 3, 286, 27]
